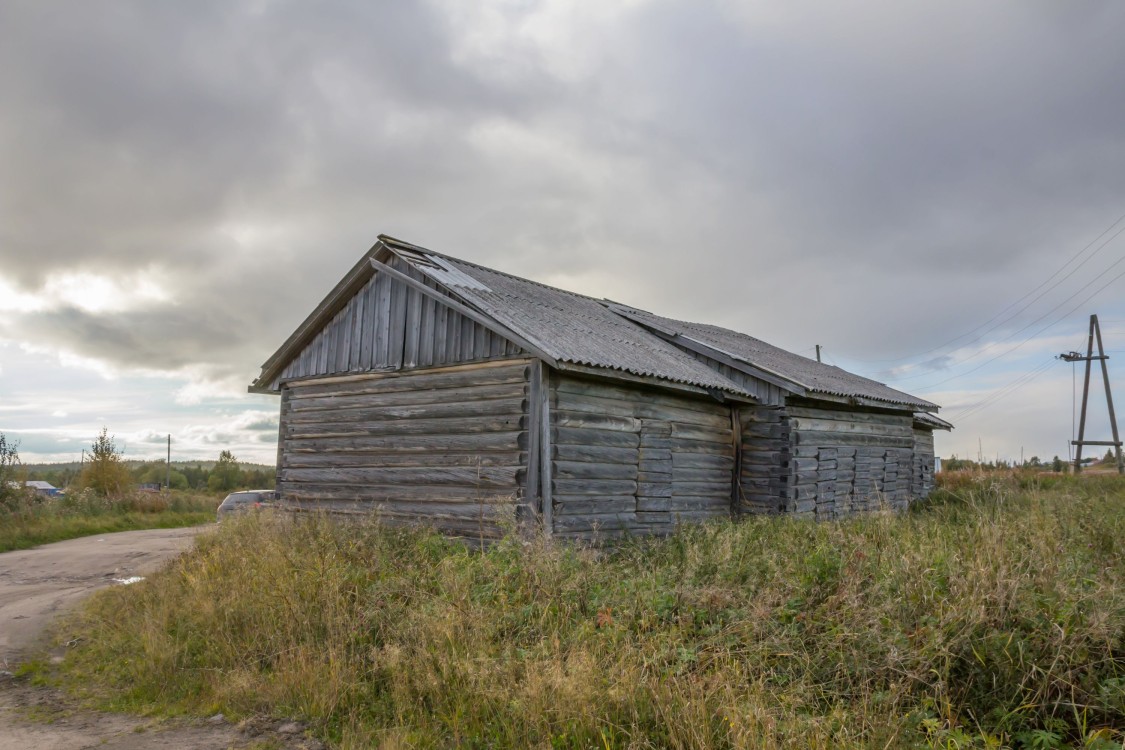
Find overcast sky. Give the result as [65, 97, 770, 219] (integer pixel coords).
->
[2, 1, 1125, 466]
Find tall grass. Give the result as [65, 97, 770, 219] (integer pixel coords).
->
[51, 474, 1124, 748]
[0, 489, 216, 552]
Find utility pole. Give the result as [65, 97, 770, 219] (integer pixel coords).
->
[166, 434, 171, 490]
[1058, 314, 1124, 474]
[815, 345, 821, 363]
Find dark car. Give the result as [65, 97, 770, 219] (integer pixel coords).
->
[216, 490, 278, 521]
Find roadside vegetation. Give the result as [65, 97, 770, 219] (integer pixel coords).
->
[43, 472, 1124, 749]
[0, 431, 217, 552]
[0, 489, 218, 553]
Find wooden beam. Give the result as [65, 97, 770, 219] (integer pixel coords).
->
[540, 364, 554, 536]
[523, 360, 543, 532]
[370, 258, 559, 369]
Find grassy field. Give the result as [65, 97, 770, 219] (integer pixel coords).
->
[40, 473, 1124, 749]
[0, 490, 217, 552]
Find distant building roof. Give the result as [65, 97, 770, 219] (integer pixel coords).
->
[25, 480, 57, 490]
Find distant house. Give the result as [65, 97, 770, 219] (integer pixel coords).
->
[25, 480, 61, 497]
[250, 235, 951, 540]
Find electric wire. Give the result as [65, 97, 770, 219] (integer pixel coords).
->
[848, 210, 1125, 365]
[892, 255, 1125, 390]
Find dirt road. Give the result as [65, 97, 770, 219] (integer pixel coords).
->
[0, 526, 318, 749]
[0, 526, 206, 668]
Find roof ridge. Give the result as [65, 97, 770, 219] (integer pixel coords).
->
[378, 234, 612, 305]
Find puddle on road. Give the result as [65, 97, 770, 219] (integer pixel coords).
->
[111, 577, 144, 585]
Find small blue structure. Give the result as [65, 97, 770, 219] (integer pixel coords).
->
[25, 480, 61, 497]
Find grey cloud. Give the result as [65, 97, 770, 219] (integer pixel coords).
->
[1, 0, 1124, 394]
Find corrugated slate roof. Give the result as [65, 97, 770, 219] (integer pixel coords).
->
[386, 241, 751, 396]
[607, 305, 938, 410]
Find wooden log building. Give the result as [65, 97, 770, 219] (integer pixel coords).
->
[250, 236, 952, 540]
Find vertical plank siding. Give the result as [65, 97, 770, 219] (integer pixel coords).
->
[548, 375, 735, 540]
[270, 255, 525, 389]
[685, 351, 788, 406]
[278, 361, 534, 538]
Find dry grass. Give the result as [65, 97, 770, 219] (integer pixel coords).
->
[45, 473, 1125, 749]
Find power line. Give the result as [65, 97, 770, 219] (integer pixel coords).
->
[945, 357, 1057, 423]
[894, 255, 1125, 390]
[849, 210, 1125, 365]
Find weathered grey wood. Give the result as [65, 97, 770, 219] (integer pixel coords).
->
[283, 483, 520, 501]
[552, 444, 638, 464]
[552, 427, 640, 448]
[553, 496, 636, 515]
[288, 361, 530, 401]
[524, 360, 543, 518]
[555, 377, 729, 416]
[551, 478, 637, 496]
[285, 396, 527, 424]
[285, 451, 525, 469]
[287, 431, 525, 454]
[553, 412, 641, 432]
[369, 258, 558, 367]
[554, 461, 639, 481]
[286, 415, 527, 439]
[540, 366, 553, 535]
[552, 391, 730, 428]
[404, 278, 424, 367]
[283, 466, 519, 487]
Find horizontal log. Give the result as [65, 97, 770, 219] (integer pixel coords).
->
[786, 404, 910, 423]
[738, 406, 787, 423]
[793, 431, 914, 448]
[551, 478, 638, 496]
[552, 391, 731, 429]
[552, 444, 638, 464]
[281, 466, 518, 487]
[670, 496, 730, 511]
[286, 414, 526, 439]
[553, 496, 637, 516]
[635, 481, 671, 497]
[638, 437, 672, 450]
[285, 393, 527, 424]
[553, 427, 639, 449]
[285, 384, 522, 413]
[638, 448, 672, 462]
[638, 460, 672, 474]
[553, 411, 641, 432]
[288, 362, 530, 401]
[669, 438, 734, 455]
[283, 451, 524, 469]
[553, 513, 636, 533]
[671, 481, 731, 496]
[281, 498, 518, 520]
[635, 512, 671, 524]
[553, 461, 638, 481]
[671, 424, 733, 442]
[285, 431, 525, 454]
[555, 377, 726, 417]
[672, 453, 735, 470]
[636, 497, 670, 512]
[281, 483, 520, 502]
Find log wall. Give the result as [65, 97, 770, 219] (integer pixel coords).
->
[271, 255, 525, 389]
[912, 427, 936, 498]
[549, 375, 736, 540]
[737, 404, 792, 515]
[277, 360, 532, 538]
[784, 399, 917, 518]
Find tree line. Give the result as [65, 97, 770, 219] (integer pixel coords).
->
[3, 429, 275, 497]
